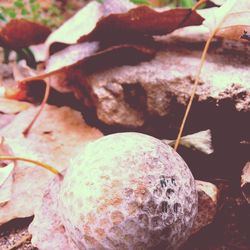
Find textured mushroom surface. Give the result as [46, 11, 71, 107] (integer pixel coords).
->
[30, 132, 198, 250]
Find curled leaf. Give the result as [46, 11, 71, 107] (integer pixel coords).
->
[30, 0, 134, 61]
[78, 6, 204, 44]
[191, 180, 219, 235]
[163, 130, 213, 154]
[201, 0, 250, 41]
[14, 44, 156, 98]
[45, 1, 102, 53]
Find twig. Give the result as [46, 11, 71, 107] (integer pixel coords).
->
[192, 0, 207, 11]
[7, 234, 32, 250]
[22, 79, 50, 137]
[174, 0, 236, 150]
[0, 156, 63, 177]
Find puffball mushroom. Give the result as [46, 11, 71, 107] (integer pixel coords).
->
[30, 132, 198, 249]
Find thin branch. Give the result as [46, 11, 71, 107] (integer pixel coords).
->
[0, 155, 63, 177]
[22, 79, 50, 137]
[174, 1, 234, 150]
[7, 234, 32, 250]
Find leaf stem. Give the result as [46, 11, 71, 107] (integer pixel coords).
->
[174, 2, 232, 151]
[22, 79, 50, 137]
[0, 155, 63, 177]
[192, 0, 206, 11]
[7, 234, 32, 250]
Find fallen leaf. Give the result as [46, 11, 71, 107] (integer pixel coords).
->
[241, 162, 250, 204]
[0, 114, 16, 130]
[0, 138, 15, 205]
[0, 97, 31, 114]
[0, 19, 51, 50]
[78, 6, 204, 45]
[163, 130, 213, 154]
[17, 44, 156, 96]
[30, 0, 134, 61]
[45, 1, 102, 55]
[191, 180, 219, 235]
[201, 0, 250, 41]
[0, 104, 102, 225]
[19, 1, 203, 102]
[0, 162, 14, 205]
[12, 62, 37, 81]
[216, 25, 250, 41]
[45, 42, 99, 73]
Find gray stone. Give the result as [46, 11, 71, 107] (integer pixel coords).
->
[79, 38, 249, 137]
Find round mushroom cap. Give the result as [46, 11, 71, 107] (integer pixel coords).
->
[59, 132, 198, 249]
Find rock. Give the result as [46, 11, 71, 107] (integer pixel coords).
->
[241, 161, 250, 204]
[0, 104, 102, 225]
[80, 39, 249, 137]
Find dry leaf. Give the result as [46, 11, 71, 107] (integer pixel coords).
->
[0, 139, 15, 205]
[191, 180, 219, 235]
[19, 1, 203, 102]
[163, 130, 213, 154]
[0, 162, 14, 205]
[12, 62, 37, 81]
[43, 2, 203, 73]
[201, 0, 250, 41]
[30, 0, 134, 61]
[216, 25, 250, 41]
[18, 44, 156, 96]
[241, 162, 250, 204]
[0, 104, 102, 225]
[0, 98, 31, 114]
[45, 42, 99, 73]
[78, 6, 204, 45]
[0, 19, 51, 50]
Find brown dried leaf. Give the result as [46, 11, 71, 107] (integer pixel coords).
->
[0, 162, 14, 205]
[44, 1, 102, 58]
[201, 0, 250, 41]
[0, 19, 51, 50]
[78, 6, 204, 45]
[216, 25, 250, 41]
[0, 98, 31, 114]
[0, 105, 102, 225]
[74, 44, 156, 74]
[241, 162, 250, 204]
[191, 180, 219, 235]
[17, 44, 156, 96]
[0, 138, 15, 205]
[30, 0, 134, 61]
